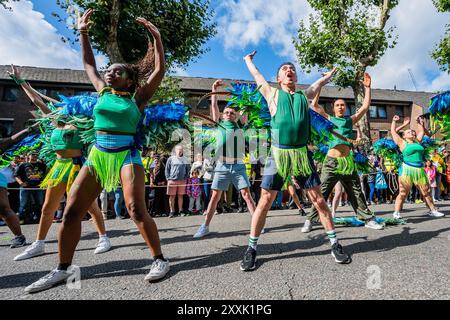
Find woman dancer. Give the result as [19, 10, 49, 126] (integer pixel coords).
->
[8, 65, 111, 261]
[25, 10, 168, 293]
[391, 115, 444, 219]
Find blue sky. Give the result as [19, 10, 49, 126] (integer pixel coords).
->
[1, 0, 449, 91]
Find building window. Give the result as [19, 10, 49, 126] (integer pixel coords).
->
[0, 118, 14, 136]
[369, 105, 388, 119]
[2, 87, 19, 102]
[74, 90, 95, 96]
[395, 105, 404, 117]
[379, 130, 389, 139]
[344, 104, 356, 116]
[30, 88, 48, 105]
[196, 97, 209, 109]
[48, 89, 62, 100]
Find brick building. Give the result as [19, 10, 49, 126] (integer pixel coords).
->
[0, 65, 435, 141]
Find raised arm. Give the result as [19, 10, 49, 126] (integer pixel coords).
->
[7, 65, 51, 114]
[134, 18, 166, 110]
[394, 117, 410, 133]
[309, 86, 329, 119]
[416, 116, 427, 143]
[78, 9, 106, 92]
[355, 124, 362, 140]
[243, 51, 274, 108]
[0, 124, 37, 151]
[391, 115, 405, 150]
[304, 67, 337, 100]
[352, 73, 371, 124]
[210, 80, 222, 122]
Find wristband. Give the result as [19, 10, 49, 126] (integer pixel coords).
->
[9, 74, 25, 85]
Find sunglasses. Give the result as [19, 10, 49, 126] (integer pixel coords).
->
[224, 111, 236, 115]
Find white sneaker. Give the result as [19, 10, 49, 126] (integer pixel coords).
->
[14, 241, 45, 261]
[428, 210, 445, 218]
[365, 219, 384, 230]
[193, 224, 210, 238]
[301, 220, 312, 233]
[94, 236, 111, 254]
[393, 212, 403, 219]
[144, 259, 170, 282]
[261, 228, 265, 234]
[24, 268, 73, 293]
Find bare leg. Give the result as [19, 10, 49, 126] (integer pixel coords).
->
[87, 200, 106, 235]
[306, 186, 334, 232]
[121, 165, 162, 257]
[417, 184, 436, 211]
[394, 181, 411, 214]
[58, 166, 102, 264]
[331, 182, 344, 217]
[0, 188, 23, 236]
[287, 184, 302, 209]
[204, 189, 223, 226]
[240, 187, 256, 215]
[169, 195, 176, 213]
[36, 183, 66, 240]
[250, 189, 278, 238]
[177, 194, 184, 213]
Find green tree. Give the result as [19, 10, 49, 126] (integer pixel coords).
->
[55, 0, 216, 68]
[432, 0, 450, 73]
[295, 0, 399, 140]
[0, 0, 19, 10]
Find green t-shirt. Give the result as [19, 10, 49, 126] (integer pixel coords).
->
[328, 116, 354, 149]
[216, 120, 244, 160]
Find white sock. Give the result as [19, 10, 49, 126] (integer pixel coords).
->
[35, 240, 45, 245]
[99, 234, 108, 239]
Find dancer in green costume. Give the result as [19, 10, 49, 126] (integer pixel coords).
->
[240, 51, 351, 272]
[391, 115, 445, 219]
[303, 73, 384, 232]
[25, 10, 169, 294]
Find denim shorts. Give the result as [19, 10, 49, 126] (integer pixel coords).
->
[261, 151, 321, 191]
[211, 163, 250, 191]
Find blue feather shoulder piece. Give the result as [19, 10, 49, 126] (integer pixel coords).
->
[142, 103, 190, 125]
[54, 94, 97, 117]
[429, 91, 450, 115]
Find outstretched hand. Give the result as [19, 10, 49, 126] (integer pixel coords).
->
[403, 117, 411, 126]
[6, 64, 21, 80]
[416, 116, 425, 125]
[361, 72, 371, 88]
[244, 51, 257, 61]
[321, 67, 337, 84]
[212, 79, 223, 91]
[78, 8, 94, 31]
[136, 17, 161, 39]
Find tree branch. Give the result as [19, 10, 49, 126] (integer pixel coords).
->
[106, 0, 124, 63]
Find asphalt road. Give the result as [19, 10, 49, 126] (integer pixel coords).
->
[1, 202, 449, 300]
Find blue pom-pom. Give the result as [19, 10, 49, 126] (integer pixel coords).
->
[309, 109, 335, 134]
[354, 152, 368, 164]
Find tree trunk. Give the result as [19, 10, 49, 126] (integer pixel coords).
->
[352, 84, 372, 147]
[105, 0, 124, 63]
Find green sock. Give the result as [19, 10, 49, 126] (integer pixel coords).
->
[248, 236, 259, 250]
[326, 230, 338, 245]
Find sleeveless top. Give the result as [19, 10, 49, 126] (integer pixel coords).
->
[271, 90, 309, 147]
[328, 116, 354, 148]
[93, 90, 141, 134]
[402, 142, 425, 164]
[50, 128, 83, 151]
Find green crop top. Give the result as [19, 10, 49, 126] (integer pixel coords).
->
[271, 90, 310, 147]
[328, 116, 354, 149]
[93, 90, 141, 134]
[402, 142, 425, 164]
[51, 128, 83, 151]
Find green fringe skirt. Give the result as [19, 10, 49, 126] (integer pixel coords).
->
[399, 163, 428, 186]
[40, 157, 83, 193]
[331, 154, 357, 176]
[271, 145, 312, 180]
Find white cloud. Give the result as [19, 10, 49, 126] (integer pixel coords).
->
[368, 0, 450, 92]
[170, 66, 190, 77]
[217, 0, 312, 59]
[217, 0, 450, 91]
[0, 1, 82, 68]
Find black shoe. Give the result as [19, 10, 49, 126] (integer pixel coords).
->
[331, 243, 352, 264]
[240, 247, 257, 271]
[237, 207, 246, 213]
[303, 203, 312, 209]
[10, 235, 26, 248]
[224, 206, 233, 213]
[298, 208, 306, 216]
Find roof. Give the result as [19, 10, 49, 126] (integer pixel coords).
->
[0, 65, 435, 108]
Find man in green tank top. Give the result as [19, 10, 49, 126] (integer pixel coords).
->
[304, 74, 384, 232]
[193, 80, 257, 239]
[239, 51, 351, 272]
